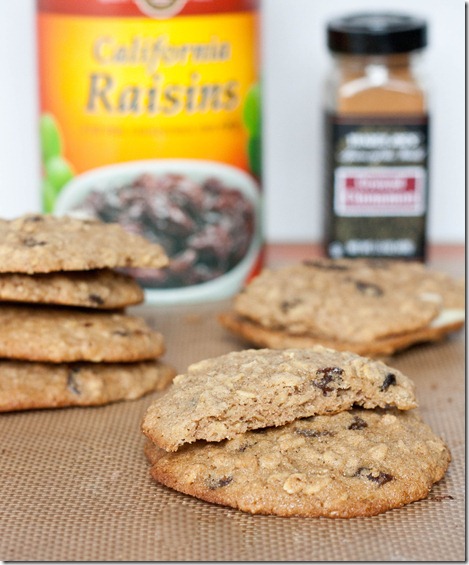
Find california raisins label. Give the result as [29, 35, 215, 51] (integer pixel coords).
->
[37, 0, 262, 303]
[325, 114, 429, 260]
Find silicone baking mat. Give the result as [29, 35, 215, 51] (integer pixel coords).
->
[0, 298, 465, 561]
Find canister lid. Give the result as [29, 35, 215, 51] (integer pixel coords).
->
[327, 13, 427, 54]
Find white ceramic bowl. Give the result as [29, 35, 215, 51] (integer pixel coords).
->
[54, 159, 262, 304]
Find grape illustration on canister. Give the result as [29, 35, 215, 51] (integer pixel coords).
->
[243, 82, 262, 179]
[39, 113, 74, 212]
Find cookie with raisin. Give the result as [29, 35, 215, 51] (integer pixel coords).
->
[0, 269, 143, 309]
[142, 346, 417, 452]
[219, 310, 465, 357]
[220, 258, 464, 356]
[0, 304, 165, 363]
[0, 359, 176, 411]
[144, 408, 450, 517]
[0, 214, 168, 274]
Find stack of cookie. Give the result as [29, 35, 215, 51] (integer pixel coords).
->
[142, 346, 450, 518]
[219, 258, 465, 356]
[0, 213, 175, 411]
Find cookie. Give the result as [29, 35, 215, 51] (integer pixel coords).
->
[0, 214, 168, 274]
[0, 359, 176, 411]
[0, 269, 144, 309]
[220, 258, 465, 355]
[142, 347, 417, 452]
[377, 260, 465, 310]
[145, 408, 450, 517]
[219, 311, 465, 357]
[0, 304, 165, 363]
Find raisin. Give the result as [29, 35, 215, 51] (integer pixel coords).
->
[72, 172, 255, 289]
[206, 475, 233, 490]
[354, 280, 383, 297]
[380, 373, 397, 392]
[237, 444, 249, 453]
[88, 293, 104, 306]
[348, 416, 368, 430]
[22, 237, 47, 247]
[295, 428, 335, 438]
[355, 467, 393, 486]
[280, 298, 302, 313]
[67, 367, 81, 395]
[367, 471, 393, 486]
[312, 367, 344, 395]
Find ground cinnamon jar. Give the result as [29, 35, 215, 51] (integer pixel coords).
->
[324, 13, 429, 260]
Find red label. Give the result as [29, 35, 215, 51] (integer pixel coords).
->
[334, 167, 426, 217]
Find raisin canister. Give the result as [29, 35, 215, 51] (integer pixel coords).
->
[324, 13, 429, 260]
[37, 0, 262, 303]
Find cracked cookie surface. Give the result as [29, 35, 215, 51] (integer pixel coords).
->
[142, 347, 417, 452]
[0, 304, 165, 362]
[0, 359, 176, 411]
[0, 214, 168, 273]
[0, 269, 144, 309]
[145, 408, 450, 517]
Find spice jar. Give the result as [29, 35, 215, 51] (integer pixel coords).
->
[324, 13, 429, 260]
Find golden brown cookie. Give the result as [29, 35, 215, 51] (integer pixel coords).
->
[0, 359, 176, 411]
[142, 347, 417, 452]
[0, 304, 165, 363]
[0, 269, 144, 309]
[219, 312, 464, 357]
[220, 258, 465, 356]
[0, 214, 168, 273]
[145, 408, 450, 518]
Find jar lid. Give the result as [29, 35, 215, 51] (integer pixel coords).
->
[327, 13, 427, 55]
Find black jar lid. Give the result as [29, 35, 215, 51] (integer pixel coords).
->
[327, 13, 427, 55]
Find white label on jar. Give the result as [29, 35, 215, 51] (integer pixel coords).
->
[333, 166, 426, 217]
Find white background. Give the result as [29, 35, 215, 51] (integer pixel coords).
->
[0, 0, 465, 243]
